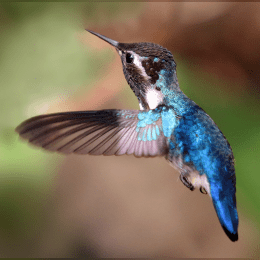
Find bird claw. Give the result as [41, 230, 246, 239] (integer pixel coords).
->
[200, 186, 207, 194]
[180, 174, 194, 191]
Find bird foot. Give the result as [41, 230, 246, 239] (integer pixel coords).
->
[180, 174, 194, 191]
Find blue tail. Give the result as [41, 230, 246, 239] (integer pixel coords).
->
[210, 182, 239, 242]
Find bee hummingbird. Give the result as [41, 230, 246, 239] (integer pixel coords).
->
[16, 30, 238, 241]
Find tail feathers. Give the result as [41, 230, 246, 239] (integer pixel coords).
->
[211, 190, 238, 242]
[222, 225, 238, 242]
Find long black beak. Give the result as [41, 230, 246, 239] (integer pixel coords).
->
[86, 30, 119, 48]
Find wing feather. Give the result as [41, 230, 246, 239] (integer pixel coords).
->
[16, 109, 171, 157]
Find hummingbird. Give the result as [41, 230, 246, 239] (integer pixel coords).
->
[16, 30, 238, 242]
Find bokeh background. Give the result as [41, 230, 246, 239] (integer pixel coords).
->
[1, 2, 260, 257]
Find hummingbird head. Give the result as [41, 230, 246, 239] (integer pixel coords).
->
[87, 30, 179, 110]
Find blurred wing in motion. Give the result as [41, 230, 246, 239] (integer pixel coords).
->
[16, 109, 168, 157]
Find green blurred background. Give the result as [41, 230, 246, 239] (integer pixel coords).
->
[0, 2, 260, 257]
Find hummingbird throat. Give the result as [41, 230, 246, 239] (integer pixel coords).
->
[130, 53, 166, 110]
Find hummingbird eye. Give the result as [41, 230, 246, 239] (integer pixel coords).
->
[126, 53, 134, 63]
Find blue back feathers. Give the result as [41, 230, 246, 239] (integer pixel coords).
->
[172, 106, 238, 240]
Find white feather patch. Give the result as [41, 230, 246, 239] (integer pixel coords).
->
[129, 51, 150, 80]
[139, 103, 145, 110]
[146, 89, 164, 109]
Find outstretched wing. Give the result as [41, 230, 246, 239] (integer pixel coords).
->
[16, 109, 168, 157]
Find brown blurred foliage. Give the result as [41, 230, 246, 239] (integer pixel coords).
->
[35, 3, 260, 258]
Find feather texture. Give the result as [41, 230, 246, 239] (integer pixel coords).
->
[16, 109, 168, 157]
